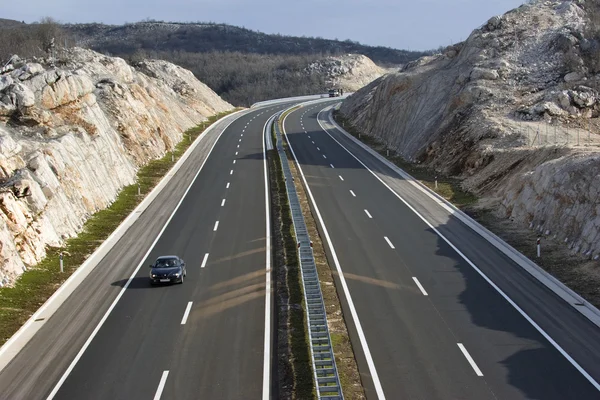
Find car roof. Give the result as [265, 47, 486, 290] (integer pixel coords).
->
[156, 255, 179, 261]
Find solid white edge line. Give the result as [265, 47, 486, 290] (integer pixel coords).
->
[200, 253, 209, 269]
[262, 114, 274, 400]
[364, 210, 372, 219]
[282, 109, 386, 399]
[213, 221, 219, 231]
[221, 199, 226, 207]
[457, 343, 483, 376]
[350, 190, 356, 197]
[412, 277, 428, 296]
[384, 236, 395, 249]
[315, 106, 600, 391]
[46, 108, 237, 400]
[180, 302, 193, 325]
[153, 370, 170, 400]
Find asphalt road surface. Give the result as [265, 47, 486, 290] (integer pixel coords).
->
[283, 101, 600, 400]
[0, 104, 290, 400]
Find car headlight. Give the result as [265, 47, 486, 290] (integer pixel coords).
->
[151, 274, 156, 278]
[173, 273, 180, 277]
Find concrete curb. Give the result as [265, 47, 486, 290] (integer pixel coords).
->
[325, 109, 600, 328]
[0, 108, 249, 372]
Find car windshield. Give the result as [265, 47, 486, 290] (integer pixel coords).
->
[154, 258, 178, 268]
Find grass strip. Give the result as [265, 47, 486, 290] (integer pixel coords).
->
[0, 109, 240, 346]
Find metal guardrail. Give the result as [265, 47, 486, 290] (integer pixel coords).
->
[273, 114, 343, 400]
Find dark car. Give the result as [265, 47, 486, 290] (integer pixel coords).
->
[149, 255, 186, 285]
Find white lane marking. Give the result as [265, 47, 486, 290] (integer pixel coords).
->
[457, 343, 483, 376]
[364, 210, 372, 219]
[312, 141, 315, 144]
[323, 154, 327, 159]
[226, 182, 230, 189]
[230, 170, 234, 175]
[339, 175, 344, 181]
[317, 147, 320, 151]
[153, 371, 169, 400]
[213, 221, 219, 231]
[236, 151, 238, 156]
[241, 133, 244, 137]
[316, 106, 600, 392]
[384, 236, 395, 249]
[237, 145, 240, 148]
[281, 111, 386, 399]
[243, 129, 245, 133]
[239, 139, 242, 142]
[262, 113, 273, 400]
[412, 277, 428, 296]
[221, 199, 226, 207]
[45, 108, 239, 400]
[233, 160, 237, 164]
[181, 302, 193, 325]
[308, 135, 311, 139]
[350, 190, 356, 197]
[330, 164, 335, 169]
[201, 253, 209, 269]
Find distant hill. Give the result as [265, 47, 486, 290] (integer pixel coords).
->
[64, 21, 422, 67]
[0, 18, 25, 28]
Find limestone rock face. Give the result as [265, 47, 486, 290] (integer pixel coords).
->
[307, 54, 389, 92]
[0, 48, 233, 285]
[340, 0, 600, 259]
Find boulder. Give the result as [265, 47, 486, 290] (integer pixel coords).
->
[571, 90, 596, 108]
[470, 68, 499, 81]
[564, 71, 583, 82]
[557, 91, 572, 109]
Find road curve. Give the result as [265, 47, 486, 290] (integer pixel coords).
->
[0, 104, 290, 400]
[283, 101, 600, 400]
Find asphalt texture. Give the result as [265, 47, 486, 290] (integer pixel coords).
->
[283, 101, 600, 400]
[0, 105, 289, 400]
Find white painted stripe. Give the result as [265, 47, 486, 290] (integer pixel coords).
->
[364, 210, 372, 219]
[239, 139, 242, 142]
[237, 145, 240, 148]
[181, 302, 193, 325]
[339, 175, 344, 181]
[153, 371, 169, 400]
[233, 160, 236, 164]
[412, 277, 428, 296]
[45, 109, 240, 400]
[262, 112, 273, 400]
[384, 236, 395, 249]
[226, 182, 230, 189]
[221, 199, 226, 207]
[317, 147, 320, 151]
[213, 221, 219, 231]
[323, 154, 327, 159]
[312, 141, 315, 144]
[241, 133, 244, 137]
[308, 135, 311, 139]
[330, 164, 335, 169]
[458, 343, 483, 376]
[316, 106, 600, 392]
[201, 253, 209, 269]
[281, 110, 386, 399]
[230, 170, 234, 175]
[235, 152, 238, 156]
[350, 190, 356, 197]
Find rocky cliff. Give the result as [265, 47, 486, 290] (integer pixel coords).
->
[0, 48, 233, 285]
[340, 0, 600, 260]
[307, 54, 388, 92]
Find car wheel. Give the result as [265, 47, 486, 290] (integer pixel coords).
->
[184, 268, 187, 277]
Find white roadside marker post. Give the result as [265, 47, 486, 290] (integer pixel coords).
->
[137, 183, 141, 196]
[537, 237, 541, 258]
[59, 252, 64, 273]
[435, 176, 438, 190]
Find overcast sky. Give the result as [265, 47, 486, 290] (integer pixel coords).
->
[3, 0, 525, 50]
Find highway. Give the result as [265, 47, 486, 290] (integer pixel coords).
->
[283, 101, 600, 399]
[0, 104, 290, 399]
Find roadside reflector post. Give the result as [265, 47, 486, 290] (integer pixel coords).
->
[435, 176, 438, 190]
[386, 149, 389, 157]
[59, 252, 64, 273]
[537, 237, 541, 258]
[171, 152, 175, 162]
[137, 183, 141, 196]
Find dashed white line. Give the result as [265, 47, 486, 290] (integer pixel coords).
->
[412, 277, 428, 296]
[181, 302, 193, 325]
[330, 164, 335, 169]
[312, 141, 315, 144]
[364, 209, 373, 219]
[458, 343, 483, 376]
[308, 135, 311, 139]
[201, 253, 209, 269]
[339, 175, 344, 181]
[233, 160, 236, 164]
[350, 190, 356, 197]
[317, 147, 320, 151]
[221, 199, 226, 207]
[323, 154, 327, 159]
[230, 170, 234, 175]
[235, 152, 238, 155]
[384, 236, 395, 249]
[239, 139, 242, 142]
[226, 182, 230, 189]
[213, 221, 219, 231]
[153, 371, 169, 400]
[237, 145, 240, 148]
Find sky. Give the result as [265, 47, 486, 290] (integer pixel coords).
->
[2, 0, 526, 50]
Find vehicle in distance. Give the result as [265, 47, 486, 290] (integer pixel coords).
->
[328, 88, 341, 97]
[149, 255, 187, 285]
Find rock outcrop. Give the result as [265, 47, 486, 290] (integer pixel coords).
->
[307, 54, 389, 92]
[340, 0, 600, 260]
[0, 48, 233, 285]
